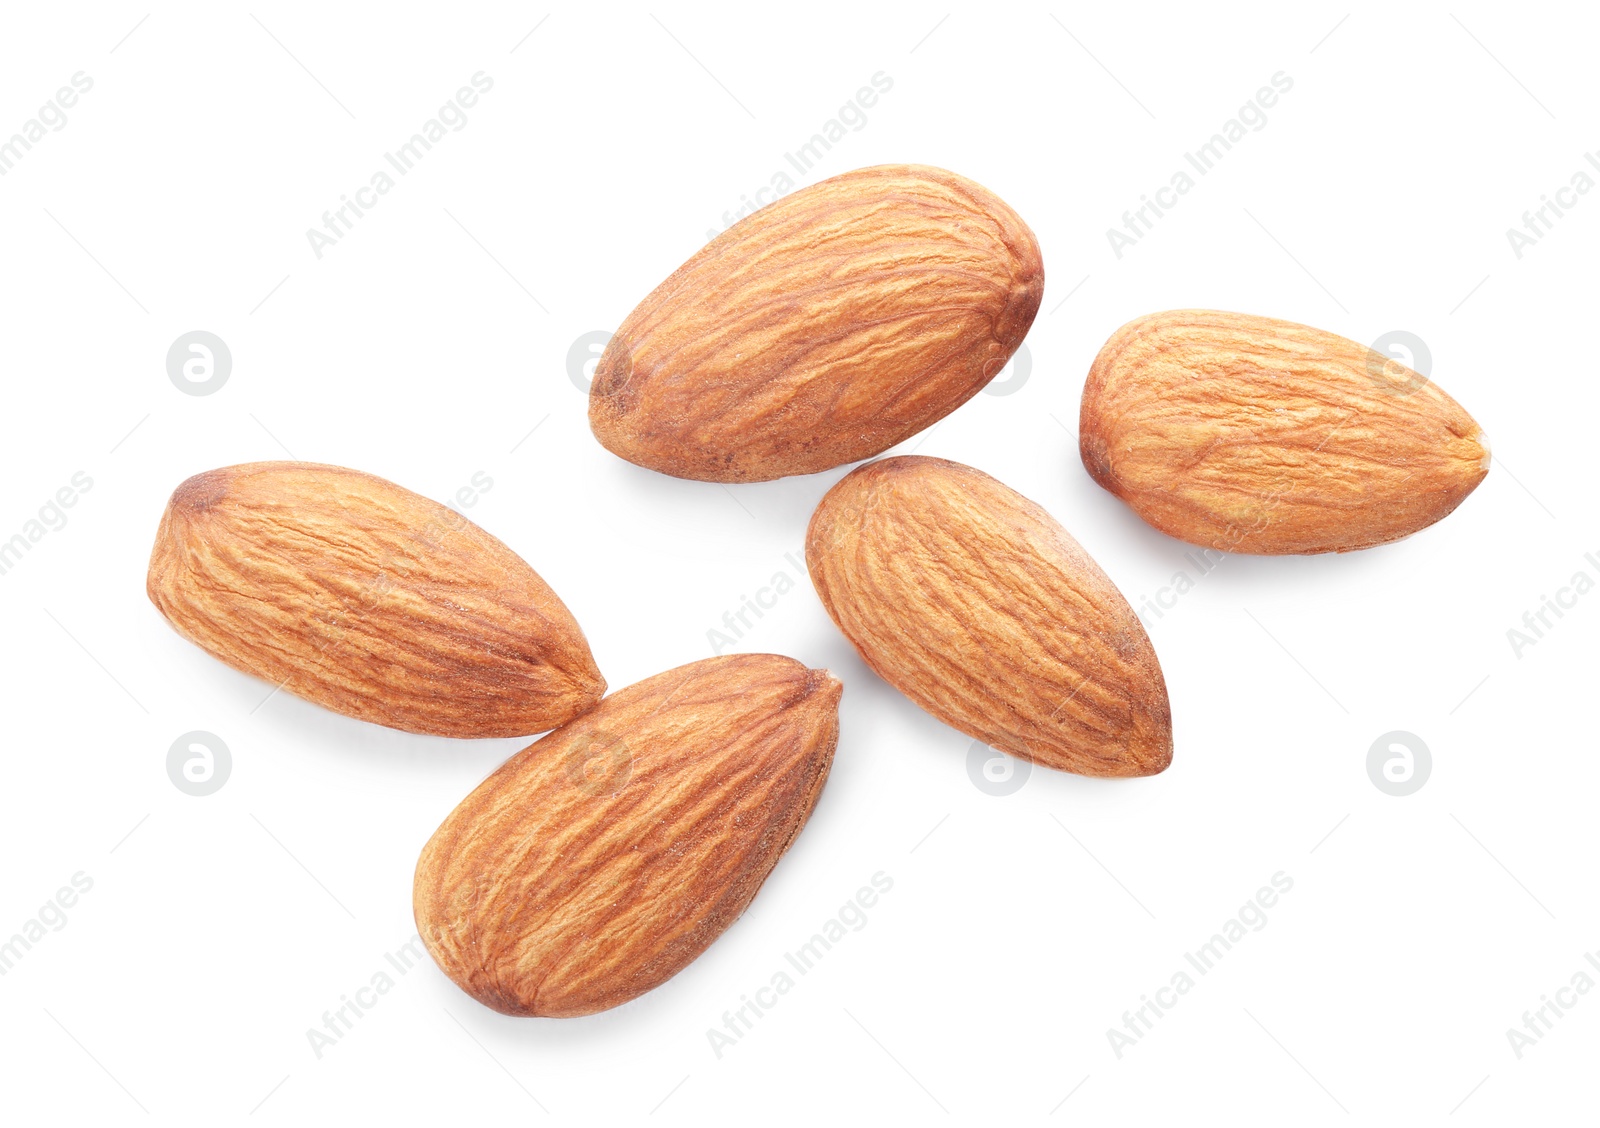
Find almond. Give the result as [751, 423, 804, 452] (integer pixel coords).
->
[1080, 310, 1491, 554]
[806, 456, 1170, 778]
[413, 654, 841, 1017]
[590, 164, 1043, 482]
[147, 462, 603, 738]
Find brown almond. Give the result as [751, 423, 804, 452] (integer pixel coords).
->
[413, 654, 841, 1017]
[590, 164, 1043, 482]
[1080, 310, 1491, 554]
[806, 456, 1170, 778]
[147, 461, 604, 738]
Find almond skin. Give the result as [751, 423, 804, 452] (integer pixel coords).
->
[1080, 310, 1491, 554]
[147, 462, 604, 738]
[413, 654, 841, 1017]
[806, 456, 1171, 778]
[590, 164, 1043, 482]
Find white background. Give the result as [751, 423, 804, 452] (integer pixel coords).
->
[0, 2, 1594, 1123]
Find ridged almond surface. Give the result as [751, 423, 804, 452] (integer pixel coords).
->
[1080, 310, 1491, 554]
[590, 164, 1043, 482]
[147, 462, 603, 738]
[413, 654, 841, 1017]
[806, 456, 1171, 778]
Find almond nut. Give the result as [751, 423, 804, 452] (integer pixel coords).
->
[806, 456, 1171, 778]
[147, 461, 604, 738]
[413, 654, 841, 1017]
[1080, 310, 1491, 554]
[590, 164, 1043, 482]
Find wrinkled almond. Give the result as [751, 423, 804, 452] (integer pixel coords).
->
[147, 461, 603, 738]
[590, 164, 1043, 482]
[1080, 310, 1491, 554]
[413, 654, 841, 1017]
[806, 456, 1171, 778]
